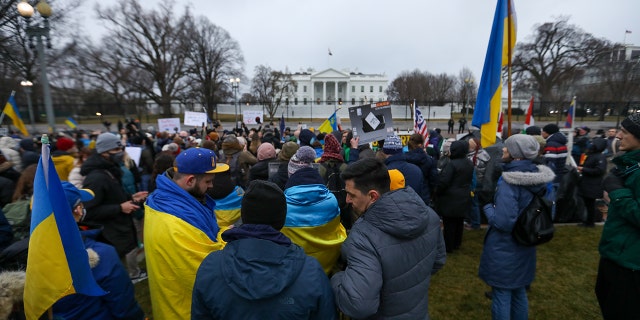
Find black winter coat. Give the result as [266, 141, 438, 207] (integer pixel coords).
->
[578, 138, 607, 199]
[80, 154, 137, 257]
[436, 141, 474, 218]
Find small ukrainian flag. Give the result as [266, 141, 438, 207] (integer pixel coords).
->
[65, 117, 78, 129]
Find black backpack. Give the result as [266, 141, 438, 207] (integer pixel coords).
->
[512, 189, 554, 246]
[321, 162, 352, 229]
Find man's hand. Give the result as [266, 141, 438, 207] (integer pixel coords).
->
[121, 201, 140, 214]
[350, 136, 360, 149]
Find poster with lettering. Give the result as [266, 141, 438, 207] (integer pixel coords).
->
[348, 101, 394, 145]
[183, 111, 208, 127]
[243, 110, 264, 125]
[157, 118, 181, 133]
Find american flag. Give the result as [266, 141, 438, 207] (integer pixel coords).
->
[414, 100, 428, 138]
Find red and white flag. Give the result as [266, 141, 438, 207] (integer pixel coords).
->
[496, 111, 504, 138]
[524, 96, 535, 128]
[413, 99, 428, 139]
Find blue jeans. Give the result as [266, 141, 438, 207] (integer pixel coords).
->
[491, 287, 528, 320]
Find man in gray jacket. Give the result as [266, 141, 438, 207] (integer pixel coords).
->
[331, 158, 446, 319]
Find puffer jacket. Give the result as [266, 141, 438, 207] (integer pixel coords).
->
[543, 132, 569, 183]
[384, 153, 424, 198]
[599, 149, 640, 270]
[577, 137, 607, 199]
[80, 154, 137, 257]
[331, 188, 446, 319]
[53, 227, 144, 320]
[479, 161, 555, 289]
[405, 148, 438, 205]
[436, 141, 474, 218]
[0, 137, 22, 173]
[192, 224, 336, 319]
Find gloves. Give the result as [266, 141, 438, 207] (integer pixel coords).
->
[476, 191, 493, 207]
[602, 173, 624, 193]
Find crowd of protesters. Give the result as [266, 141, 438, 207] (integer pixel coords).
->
[0, 112, 638, 319]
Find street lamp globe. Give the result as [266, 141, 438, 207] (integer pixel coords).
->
[35, 0, 52, 17]
[16, 0, 34, 18]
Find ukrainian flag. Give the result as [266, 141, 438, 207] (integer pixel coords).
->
[318, 112, 338, 134]
[471, 0, 516, 147]
[213, 185, 244, 231]
[24, 142, 106, 320]
[65, 117, 78, 129]
[3, 94, 29, 136]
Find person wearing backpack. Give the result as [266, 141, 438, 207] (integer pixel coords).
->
[219, 135, 257, 189]
[477, 134, 555, 320]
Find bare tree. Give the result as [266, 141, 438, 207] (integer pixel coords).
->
[251, 65, 296, 121]
[512, 17, 609, 113]
[386, 69, 430, 105]
[97, 0, 190, 116]
[183, 14, 244, 121]
[456, 67, 477, 112]
[428, 73, 456, 106]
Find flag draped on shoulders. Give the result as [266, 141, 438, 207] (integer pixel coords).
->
[3, 93, 29, 136]
[413, 100, 428, 138]
[318, 112, 338, 134]
[472, 0, 516, 147]
[565, 97, 576, 128]
[25, 141, 105, 320]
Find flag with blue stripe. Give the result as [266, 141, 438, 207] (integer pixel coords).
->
[3, 93, 29, 136]
[24, 142, 106, 319]
[65, 117, 78, 129]
[472, 0, 516, 147]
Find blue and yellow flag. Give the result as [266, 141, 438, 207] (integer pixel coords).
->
[471, 0, 516, 147]
[318, 112, 338, 134]
[565, 97, 576, 129]
[3, 93, 29, 136]
[24, 141, 106, 320]
[65, 117, 78, 129]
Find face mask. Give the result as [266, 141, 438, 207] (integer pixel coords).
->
[109, 151, 125, 164]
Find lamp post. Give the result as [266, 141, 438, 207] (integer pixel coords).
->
[20, 80, 36, 132]
[17, 0, 55, 133]
[230, 78, 240, 128]
[464, 78, 474, 130]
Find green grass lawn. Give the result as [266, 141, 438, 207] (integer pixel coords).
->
[134, 225, 603, 319]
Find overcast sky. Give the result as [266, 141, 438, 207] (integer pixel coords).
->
[80, 0, 638, 86]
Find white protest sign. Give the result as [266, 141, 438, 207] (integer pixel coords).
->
[125, 146, 142, 167]
[242, 110, 264, 125]
[183, 111, 208, 127]
[157, 118, 181, 133]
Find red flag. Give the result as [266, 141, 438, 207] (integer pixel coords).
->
[524, 96, 535, 127]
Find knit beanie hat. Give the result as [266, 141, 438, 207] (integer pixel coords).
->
[542, 123, 559, 135]
[257, 143, 276, 161]
[319, 134, 344, 163]
[524, 126, 541, 136]
[621, 113, 640, 141]
[298, 129, 316, 147]
[208, 131, 219, 141]
[56, 137, 75, 152]
[241, 180, 287, 230]
[95, 133, 122, 153]
[389, 169, 405, 191]
[288, 146, 316, 176]
[278, 142, 299, 161]
[382, 134, 403, 155]
[504, 134, 540, 160]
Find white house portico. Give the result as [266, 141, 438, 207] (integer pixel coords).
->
[289, 68, 388, 106]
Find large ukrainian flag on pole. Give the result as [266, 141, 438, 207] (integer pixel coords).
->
[472, 0, 516, 147]
[24, 138, 105, 320]
[2, 92, 29, 136]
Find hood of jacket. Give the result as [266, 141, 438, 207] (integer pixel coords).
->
[219, 224, 305, 300]
[79, 153, 121, 179]
[363, 187, 431, 239]
[588, 137, 607, 154]
[285, 167, 324, 188]
[502, 161, 555, 192]
[449, 140, 469, 159]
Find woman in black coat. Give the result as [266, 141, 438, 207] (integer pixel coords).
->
[436, 140, 474, 253]
[577, 137, 607, 226]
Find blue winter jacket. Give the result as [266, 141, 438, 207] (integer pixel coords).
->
[191, 224, 337, 319]
[384, 153, 424, 197]
[53, 228, 144, 320]
[479, 161, 555, 289]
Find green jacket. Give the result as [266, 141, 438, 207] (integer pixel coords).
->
[599, 149, 640, 270]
